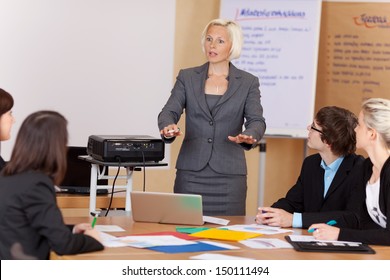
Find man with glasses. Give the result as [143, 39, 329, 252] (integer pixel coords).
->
[256, 106, 364, 228]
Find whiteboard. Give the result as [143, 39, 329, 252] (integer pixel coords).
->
[220, 0, 322, 138]
[0, 0, 175, 159]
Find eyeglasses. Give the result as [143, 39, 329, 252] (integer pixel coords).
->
[310, 124, 325, 135]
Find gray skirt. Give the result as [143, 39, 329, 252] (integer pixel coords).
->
[174, 165, 247, 216]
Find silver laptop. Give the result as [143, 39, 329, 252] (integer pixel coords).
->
[130, 191, 204, 225]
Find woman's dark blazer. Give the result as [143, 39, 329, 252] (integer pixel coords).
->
[339, 156, 390, 245]
[158, 62, 266, 175]
[271, 153, 364, 228]
[0, 156, 5, 171]
[0, 171, 103, 259]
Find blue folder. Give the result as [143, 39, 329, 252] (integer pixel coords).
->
[147, 242, 229, 254]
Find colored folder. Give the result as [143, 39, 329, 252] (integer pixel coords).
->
[147, 242, 230, 254]
[190, 228, 261, 241]
[176, 227, 210, 234]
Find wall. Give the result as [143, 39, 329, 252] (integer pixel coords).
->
[0, 0, 176, 156]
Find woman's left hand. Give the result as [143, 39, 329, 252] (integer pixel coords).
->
[73, 223, 93, 234]
[228, 134, 257, 145]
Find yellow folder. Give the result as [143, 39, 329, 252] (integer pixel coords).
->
[190, 228, 261, 241]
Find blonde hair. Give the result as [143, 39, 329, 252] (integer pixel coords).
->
[361, 98, 390, 149]
[201, 19, 243, 61]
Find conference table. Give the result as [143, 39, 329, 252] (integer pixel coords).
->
[51, 216, 390, 260]
[57, 192, 126, 209]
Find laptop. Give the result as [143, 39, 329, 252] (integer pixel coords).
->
[130, 191, 204, 225]
[59, 146, 108, 195]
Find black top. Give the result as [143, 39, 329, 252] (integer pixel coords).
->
[205, 93, 222, 113]
[0, 156, 5, 172]
[272, 153, 364, 228]
[0, 171, 103, 259]
[339, 156, 390, 245]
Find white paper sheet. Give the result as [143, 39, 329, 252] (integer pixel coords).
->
[220, 224, 293, 235]
[117, 235, 197, 248]
[240, 238, 293, 249]
[203, 216, 230, 225]
[95, 225, 125, 232]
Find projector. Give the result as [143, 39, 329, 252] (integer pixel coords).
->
[87, 135, 165, 162]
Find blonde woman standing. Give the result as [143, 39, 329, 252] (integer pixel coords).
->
[158, 19, 266, 215]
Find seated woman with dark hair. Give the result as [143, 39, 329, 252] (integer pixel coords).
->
[0, 110, 103, 259]
[0, 88, 15, 171]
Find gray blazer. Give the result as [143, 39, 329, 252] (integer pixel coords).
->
[158, 62, 266, 175]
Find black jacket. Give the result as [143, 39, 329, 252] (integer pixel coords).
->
[0, 171, 103, 259]
[272, 153, 364, 228]
[0, 156, 5, 172]
[339, 156, 390, 245]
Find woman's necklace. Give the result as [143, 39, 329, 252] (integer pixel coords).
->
[207, 73, 228, 95]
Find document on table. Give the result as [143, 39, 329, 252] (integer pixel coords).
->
[221, 224, 293, 235]
[203, 216, 230, 225]
[99, 233, 197, 248]
[117, 235, 197, 248]
[240, 238, 293, 249]
[99, 232, 127, 248]
[95, 225, 125, 232]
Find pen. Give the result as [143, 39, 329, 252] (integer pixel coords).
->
[90, 212, 98, 228]
[168, 128, 180, 134]
[308, 219, 337, 233]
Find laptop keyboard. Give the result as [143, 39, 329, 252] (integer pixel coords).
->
[59, 186, 108, 195]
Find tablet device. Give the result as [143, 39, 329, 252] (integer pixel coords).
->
[130, 191, 204, 225]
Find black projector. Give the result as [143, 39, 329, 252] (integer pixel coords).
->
[87, 135, 164, 162]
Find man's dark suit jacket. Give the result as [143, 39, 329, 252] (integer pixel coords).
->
[271, 153, 364, 228]
[0, 171, 103, 259]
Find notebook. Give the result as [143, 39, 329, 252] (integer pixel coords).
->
[130, 191, 204, 225]
[285, 236, 376, 254]
[59, 146, 108, 195]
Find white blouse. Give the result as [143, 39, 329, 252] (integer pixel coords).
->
[366, 178, 387, 228]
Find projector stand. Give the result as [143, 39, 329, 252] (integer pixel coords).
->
[97, 209, 131, 217]
[78, 156, 168, 215]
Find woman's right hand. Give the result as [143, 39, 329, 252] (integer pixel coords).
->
[308, 223, 340, 241]
[160, 124, 182, 139]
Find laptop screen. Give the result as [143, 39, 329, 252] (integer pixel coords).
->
[59, 146, 108, 192]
